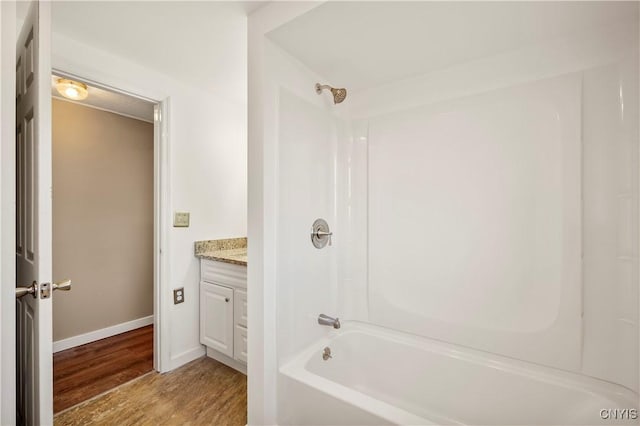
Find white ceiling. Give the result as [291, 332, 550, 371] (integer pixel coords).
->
[17, 1, 267, 24]
[46, 1, 254, 104]
[268, 1, 639, 92]
[51, 75, 156, 122]
[233, 1, 269, 15]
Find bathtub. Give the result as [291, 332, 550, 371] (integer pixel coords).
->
[279, 322, 639, 425]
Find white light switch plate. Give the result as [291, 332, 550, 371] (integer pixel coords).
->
[173, 211, 190, 227]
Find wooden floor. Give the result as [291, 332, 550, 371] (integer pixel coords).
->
[53, 325, 154, 413]
[54, 356, 247, 426]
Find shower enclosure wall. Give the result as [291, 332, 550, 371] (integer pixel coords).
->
[248, 2, 640, 425]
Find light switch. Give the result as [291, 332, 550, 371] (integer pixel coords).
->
[173, 211, 190, 227]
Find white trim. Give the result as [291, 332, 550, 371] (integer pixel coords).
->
[52, 315, 153, 353]
[155, 98, 171, 373]
[170, 346, 206, 371]
[51, 94, 154, 124]
[52, 68, 157, 103]
[51, 67, 171, 374]
[37, 4, 54, 422]
[206, 347, 247, 375]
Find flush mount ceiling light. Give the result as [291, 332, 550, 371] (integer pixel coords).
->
[55, 78, 88, 101]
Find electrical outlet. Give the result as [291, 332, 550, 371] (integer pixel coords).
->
[173, 287, 184, 304]
[173, 211, 190, 227]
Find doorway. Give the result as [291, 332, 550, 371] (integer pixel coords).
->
[49, 73, 158, 413]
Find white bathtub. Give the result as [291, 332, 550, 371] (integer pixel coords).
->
[279, 322, 639, 425]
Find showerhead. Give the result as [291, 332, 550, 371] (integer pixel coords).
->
[315, 83, 347, 104]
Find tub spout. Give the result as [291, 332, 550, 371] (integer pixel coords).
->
[318, 314, 340, 329]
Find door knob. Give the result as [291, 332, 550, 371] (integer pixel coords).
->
[52, 279, 71, 291]
[15, 281, 37, 299]
[40, 279, 72, 299]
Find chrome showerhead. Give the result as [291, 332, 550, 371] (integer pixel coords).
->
[315, 83, 347, 104]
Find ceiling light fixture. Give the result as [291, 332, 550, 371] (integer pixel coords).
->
[55, 78, 88, 101]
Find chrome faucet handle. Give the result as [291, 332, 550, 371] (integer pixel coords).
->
[311, 219, 332, 248]
[314, 230, 332, 246]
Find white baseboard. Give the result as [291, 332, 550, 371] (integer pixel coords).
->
[170, 345, 206, 371]
[53, 315, 154, 353]
[206, 347, 247, 375]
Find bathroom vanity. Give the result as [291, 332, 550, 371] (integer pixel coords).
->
[195, 238, 247, 374]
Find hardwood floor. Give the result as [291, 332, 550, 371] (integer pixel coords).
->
[53, 325, 154, 413]
[54, 357, 247, 426]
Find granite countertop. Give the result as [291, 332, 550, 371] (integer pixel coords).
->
[194, 237, 247, 266]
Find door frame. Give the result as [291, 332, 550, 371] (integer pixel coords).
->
[52, 68, 172, 374]
[0, 1, 17, 424]
[0, 4, 172, 422]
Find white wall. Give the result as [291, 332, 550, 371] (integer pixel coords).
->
[366, 73, 583, 371]
[582, 55, 640, 392]
[247, 3, 323, 424]
[0, 2, 17, 423]
[50, 7, 247, 371]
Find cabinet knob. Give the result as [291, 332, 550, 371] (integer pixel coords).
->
[225, 297, 230, 302]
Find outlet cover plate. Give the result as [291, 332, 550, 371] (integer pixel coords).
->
[173, 287, 184, 304]
[173, 212, 190, 227]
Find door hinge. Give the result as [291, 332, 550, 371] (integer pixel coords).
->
[40, 282, 51, 299]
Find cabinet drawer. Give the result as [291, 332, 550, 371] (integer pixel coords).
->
[234, 325, 248, 363]
[200, 281, 234, 357]
[201, 259, 247, 288]
[234, 289, 247, 328]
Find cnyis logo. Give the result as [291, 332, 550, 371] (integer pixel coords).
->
[600, 408, 638, 420]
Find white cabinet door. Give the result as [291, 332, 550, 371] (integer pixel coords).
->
[234, 325, 248, 363]
[234, 289, 248, 328]
[200, 282, 234, 357]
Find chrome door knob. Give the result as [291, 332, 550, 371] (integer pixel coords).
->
[15, 281, 37, 299]
[40, 279, 72, 299]
[52, 279, 71, 291]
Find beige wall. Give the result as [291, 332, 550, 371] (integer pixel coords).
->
[52, 98, 153, 341]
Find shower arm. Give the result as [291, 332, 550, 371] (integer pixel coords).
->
[315, 84, 332, 94]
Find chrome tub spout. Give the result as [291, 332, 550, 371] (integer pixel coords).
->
[318, 314, 341, 329]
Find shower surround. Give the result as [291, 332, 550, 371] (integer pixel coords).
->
[248, 2, 640, 425]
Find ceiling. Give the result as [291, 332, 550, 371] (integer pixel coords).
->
[42, 1, 254, 104]
[268, 1, 639, 92]
[51, 75, 155, 123]
[232, 1, 269, 15]
[17, 1, 268, 24]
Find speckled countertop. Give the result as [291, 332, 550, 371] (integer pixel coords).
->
[194, 237, 247, 266]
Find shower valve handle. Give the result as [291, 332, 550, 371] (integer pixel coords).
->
[311, 218, 332, 249]
[314, 230, 332, 246]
